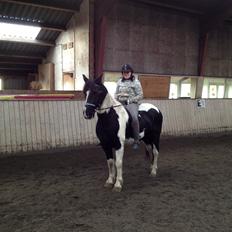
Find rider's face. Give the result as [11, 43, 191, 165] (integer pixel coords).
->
[122, 71, 131, 79]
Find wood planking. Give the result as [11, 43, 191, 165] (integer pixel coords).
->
[3, 102, 12, 153]
[0, 102, 6, 153]
[48, 101, 57, 148]
[139, 75, 170, 99]
[1, 99, 232, 155]
[20, 101, 28, 152]
[74, 101, 83, 145]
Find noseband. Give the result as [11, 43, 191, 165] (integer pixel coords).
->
[85, 103, 97, 108]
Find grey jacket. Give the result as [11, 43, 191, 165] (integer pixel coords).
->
[115, 77, 143, 104]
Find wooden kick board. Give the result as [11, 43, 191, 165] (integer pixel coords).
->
[139, 75, 170, 99]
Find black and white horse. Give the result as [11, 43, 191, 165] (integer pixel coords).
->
[83, 75, 163, 192]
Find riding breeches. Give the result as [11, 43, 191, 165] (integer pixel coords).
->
[124, 103, 139, 141]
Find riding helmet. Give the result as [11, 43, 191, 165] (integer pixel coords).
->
[121, 64, 134, 73]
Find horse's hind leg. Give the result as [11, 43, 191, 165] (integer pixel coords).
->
[150, 144, 159, 177]
[144, 144, 151, 160]
[144, 143, 158, 177]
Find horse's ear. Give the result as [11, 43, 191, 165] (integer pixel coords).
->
[95, 74, 103, 85]
[83, 74, 89, 83]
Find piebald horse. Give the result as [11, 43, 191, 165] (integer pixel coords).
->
[83, 75, 163, 192]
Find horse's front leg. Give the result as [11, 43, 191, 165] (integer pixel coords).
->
[113, 145, 124, 192]
[104, 158, 116, 188]
[101, 146, 116, 188]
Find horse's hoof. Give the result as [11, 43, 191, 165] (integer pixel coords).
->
[112, 186, 122, 192]
[104, 182, 114, 189]
[150, 172, 157, 177]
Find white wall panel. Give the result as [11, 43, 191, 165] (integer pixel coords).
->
[0, 99, 232, 155]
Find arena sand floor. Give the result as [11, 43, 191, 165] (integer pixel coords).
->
[0, 135, 232, 232]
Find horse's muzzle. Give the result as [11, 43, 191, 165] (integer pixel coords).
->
[83, 109, 95, 119]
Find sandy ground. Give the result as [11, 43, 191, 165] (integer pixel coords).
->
[0, 135, 232, 232]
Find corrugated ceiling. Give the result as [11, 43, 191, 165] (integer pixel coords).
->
[0, 0, 83, 75]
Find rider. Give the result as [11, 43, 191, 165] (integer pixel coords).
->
[115, 64, 143, 150]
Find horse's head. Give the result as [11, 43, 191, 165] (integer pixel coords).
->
[83, 74, 108, 119]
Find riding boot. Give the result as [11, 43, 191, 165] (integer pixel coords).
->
[132, 140, 140, 150]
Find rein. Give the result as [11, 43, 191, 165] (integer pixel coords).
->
[85, 102, 125, 111]
[97, 104, 124, 111]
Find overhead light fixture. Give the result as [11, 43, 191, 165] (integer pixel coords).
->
[0, 22, 41, 40]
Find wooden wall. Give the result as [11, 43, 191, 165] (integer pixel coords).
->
[1, 99, 232, 156]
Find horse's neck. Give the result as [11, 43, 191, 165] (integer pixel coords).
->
[97, 93, 119, 114]
[97, 93, 129, 126]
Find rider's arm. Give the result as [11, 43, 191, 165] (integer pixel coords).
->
[128, 79, 143, 103]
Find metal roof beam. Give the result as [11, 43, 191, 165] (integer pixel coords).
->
[0, 64, 37, 73]
[0, 18, 66, 32]
[0, 70, 30, 76]
[130, 0, 203, 15]
[0, 63, 37, 68]
[0, 53, 44, 59]
[0, 0, 79, 13]
[0, 59, 41, 65]
[0, 38, 54, 46]
[0, 67, 36, 71]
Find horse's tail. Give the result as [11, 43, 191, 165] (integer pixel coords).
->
[156, 111, 163, 134]
[147, 108, 163, 151]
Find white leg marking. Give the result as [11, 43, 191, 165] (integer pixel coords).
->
[113, 146, 124, 192]
[139, 129, 145, 139]
[150, 145, 159, 177]
[104, 159, 116, 188]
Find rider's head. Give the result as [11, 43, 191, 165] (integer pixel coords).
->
[121, 64, 134, 74]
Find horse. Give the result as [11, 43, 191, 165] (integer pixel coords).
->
[83, 74, 163, 192]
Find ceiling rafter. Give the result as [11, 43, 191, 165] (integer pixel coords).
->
[0, 0, 79, 13]
[0, 53, 45, 59]
[0, 70, 31, 76]
[0, 67, 37, 71]
[0, 60, 41, 65]
[0, 37, 55, 46]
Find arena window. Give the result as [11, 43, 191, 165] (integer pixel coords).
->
[202, 78, 227, 98]
[169, 83, 178, 99]
[228, 86, 232, 98]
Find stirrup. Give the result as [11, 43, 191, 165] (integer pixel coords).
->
[132, 142, 139, 150]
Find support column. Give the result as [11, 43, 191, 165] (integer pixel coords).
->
[94, 0, 118, 78]
[191, 77, 204, 99]
[95, 15, 107, 78]
[198, 32, 208, 77]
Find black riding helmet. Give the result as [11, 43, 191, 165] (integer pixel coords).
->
[121, 64, 134, 73]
